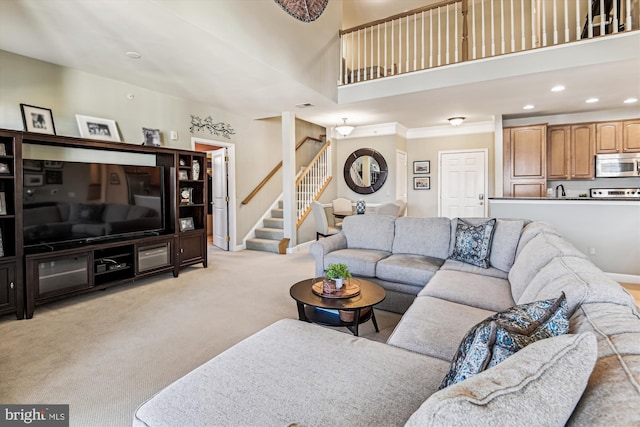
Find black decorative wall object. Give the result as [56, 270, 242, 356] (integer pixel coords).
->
[189, 115, 235, 139]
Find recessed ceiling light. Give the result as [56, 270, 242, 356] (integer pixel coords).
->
[623, 97, 638, 104]
[523, 104, 535, 110]
[551, 85, 565, 92]
[585, 97, 599, 103]
[126, 51, 142, 59]
[295, 103, 314, 109]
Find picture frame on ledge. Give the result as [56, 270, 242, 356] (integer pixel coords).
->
[414, 176, 431, 190]
[0, 143, 6, 156]
[0, 192, 7, 215]
[179, 217, 195, 232]
[178, 170, 189, 181]
[142, 127, 161, 147]
[76, 114, 121, 142]
[413, 160, 430, 174]
[20, 104, 57, 135]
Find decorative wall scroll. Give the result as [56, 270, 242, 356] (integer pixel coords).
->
[189, 115, 235, 139]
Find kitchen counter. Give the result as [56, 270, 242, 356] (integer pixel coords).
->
[489, 198, 640, 280]
[490, 197, 640, 204]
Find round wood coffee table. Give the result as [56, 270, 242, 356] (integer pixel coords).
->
[289, 277, 386, 336]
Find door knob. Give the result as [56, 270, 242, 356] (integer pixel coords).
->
[478, 194, 484, 200]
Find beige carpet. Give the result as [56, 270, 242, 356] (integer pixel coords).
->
[0, 246, 401, 427]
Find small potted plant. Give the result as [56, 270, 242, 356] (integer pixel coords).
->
[325, 263, 352, 290]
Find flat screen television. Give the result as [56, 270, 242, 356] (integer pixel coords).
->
[23, 158, 165, 249]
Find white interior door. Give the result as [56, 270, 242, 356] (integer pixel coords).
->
[396, 150, 407, 202]
[212, 147, 229, 250]
[439, 150, 487, 218]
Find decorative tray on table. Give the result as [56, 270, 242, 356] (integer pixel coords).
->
[312, 278, 360, 299]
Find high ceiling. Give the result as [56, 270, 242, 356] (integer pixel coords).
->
[0, 0, 638, 130]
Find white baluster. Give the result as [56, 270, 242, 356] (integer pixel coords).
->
[612, 0, 618, 33]
[491, 0, 496, 55]
[576, 0, 582, 39]
[500, 0, 506, 54]
[510, 0, 515, 52]
[588, 0, 593, 38]
[482, 0, 487, 57]
[357, 29, 361, 81]
[391, 20, 395, 75]
[542, 0, 547, 46]
[421, 11, 425, 69]
[406, 15, 410, 72]
[370, 25, 374, 78]
[414, 13, 417, 71]
[531, 0, 536, 48]
[430, 9, 434, 67]
[446, 5, 450, 64]
[564, 0, 569, 42]
[384, 22, 389, 74]
[438, 6, 442, 65]
[472, 0, 477, 59]
[377, 24, 381, 76]
[599, 0, 605, 37]
[521, 0, 526, 50]
[626, 0, 632, 30]
[350, 32, 355, 83]
[454, 2, 459, 63]
[553, 0, 558, 44]
[398, 17, 403, 74]
[363, 25, 367, 81]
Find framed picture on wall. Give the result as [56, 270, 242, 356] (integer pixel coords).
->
[45, 169, 63, 185]
[24, 173, 44, 187]
[414, 176, 430, 190]
[413, 160, 430, 174]
[76, 114, 121, 142]
[20, 104, 57, 135]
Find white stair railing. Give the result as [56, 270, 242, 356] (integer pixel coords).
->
[339, 0, 636, 85]
[296, 140, 332, 225]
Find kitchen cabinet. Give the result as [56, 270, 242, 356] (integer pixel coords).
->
[547, 124, 594, 180]
[503, 125, 546, 197]
[622, 119, 640, 152]
[570, 123, 595, 179]
[596, 120, 640, 153]
[547, 126, 570, 179]
[596, 122, 622, 154]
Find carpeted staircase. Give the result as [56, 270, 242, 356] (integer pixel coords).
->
[246, 200, 288, 254]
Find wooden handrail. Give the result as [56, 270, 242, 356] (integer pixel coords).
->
[241, 136, 323, 205]
[295, 140, 331, 186]
[339, 0, 460, 36]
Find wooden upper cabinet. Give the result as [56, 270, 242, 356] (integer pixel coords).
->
[571, 123, 595, 179]
[503, 125, 546, 197]
[622, 119, 640, 152]
[596, 122, 622, 153]
[510, 125, 546, 179]
[547, 125, 570, 180]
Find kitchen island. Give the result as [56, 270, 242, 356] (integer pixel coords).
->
[489, 197, 640, 283]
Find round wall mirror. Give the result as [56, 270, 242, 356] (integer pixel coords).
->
[343, 148, 388, 194]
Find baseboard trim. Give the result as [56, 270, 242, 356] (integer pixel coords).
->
[606, 273, 640, 285]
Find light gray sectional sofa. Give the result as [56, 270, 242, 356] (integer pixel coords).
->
[133, 215, 640, 427]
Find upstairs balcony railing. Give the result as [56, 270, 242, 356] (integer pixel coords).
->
[339, 0, 637, 85]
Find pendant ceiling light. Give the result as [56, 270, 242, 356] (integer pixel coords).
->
[335, 118, 355, 137]
[274, 0, 329, 23]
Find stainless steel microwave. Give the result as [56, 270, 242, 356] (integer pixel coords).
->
[595, 153, 640, 178]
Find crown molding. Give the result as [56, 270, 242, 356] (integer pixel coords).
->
[406, 120, 495, 139]
[334, 120, 495, 139]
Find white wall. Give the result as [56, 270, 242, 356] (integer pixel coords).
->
[0, 50, 283, 243]
[407, 132, 496, 218]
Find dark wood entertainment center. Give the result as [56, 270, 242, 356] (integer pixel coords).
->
[0, 129, 207, 319]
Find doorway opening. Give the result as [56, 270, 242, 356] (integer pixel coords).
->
[192, 137, 237, 251]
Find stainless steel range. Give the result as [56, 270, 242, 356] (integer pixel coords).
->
[590, 188, 640, 198]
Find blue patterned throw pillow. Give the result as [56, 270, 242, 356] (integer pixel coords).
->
[449, 218, 496, 268]
[440, 292, 569, 389]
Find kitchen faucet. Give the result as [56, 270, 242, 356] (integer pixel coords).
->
[555, 184, 566, 198]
